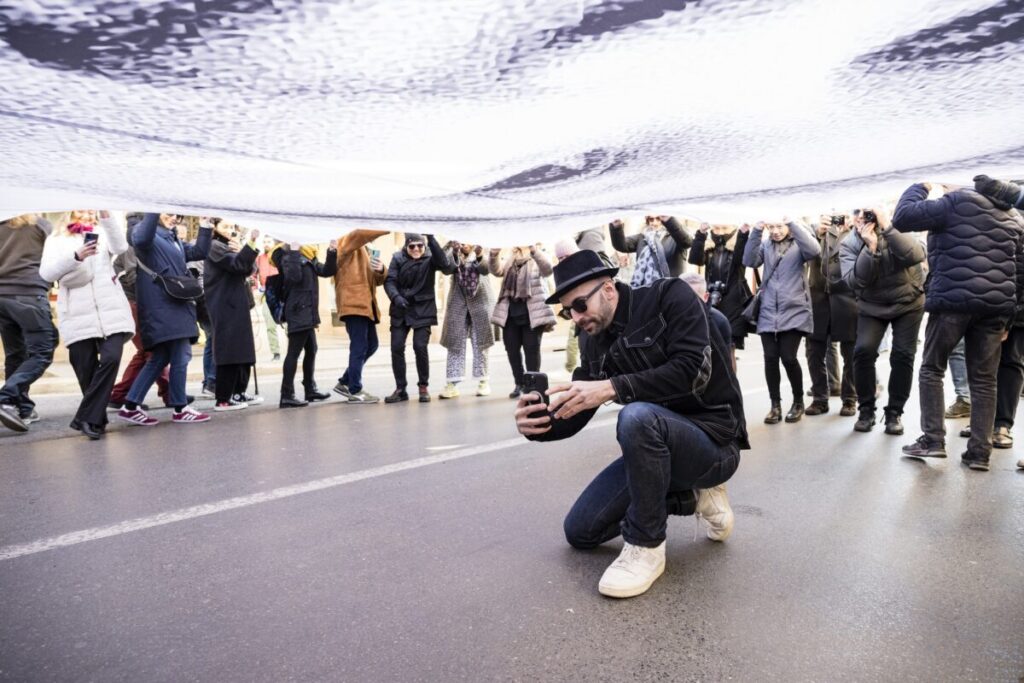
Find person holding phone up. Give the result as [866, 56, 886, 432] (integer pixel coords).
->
[39, 210, 135, 439]
[514, 250, 748, 599]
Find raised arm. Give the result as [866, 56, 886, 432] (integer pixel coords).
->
[609, 220, 641, 254]
[131, 213, 159, 250]
[531, 246, 553, 277]
[688, 230, 708, 266]
[742, 226, 765, 268]
[489, 248, 506, 277]
[337, 229, 388, 256]
[184, 225, 212, 262]
[662, 216, 693, 251]
[315, 246, 338, 278]
[427, 234, 456, 275]
[892, 183, 952, 233]
[99, 212, 129, 257]
[789, 221, 821, 263]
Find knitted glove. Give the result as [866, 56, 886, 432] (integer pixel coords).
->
[974, 175, 1024, 208]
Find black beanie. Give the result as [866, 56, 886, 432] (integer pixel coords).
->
[404, 232, 425, 246]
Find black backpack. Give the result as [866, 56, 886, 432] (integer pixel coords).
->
[265, 273, 287, 324]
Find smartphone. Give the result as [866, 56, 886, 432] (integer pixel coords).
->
[369, 247, 381, 260]
[83, 232, 99, 244]
[522, 371, 549, 405]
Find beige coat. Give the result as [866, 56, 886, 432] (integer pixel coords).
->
[489, 248, 557, 330]
[333, 230, 388, 322]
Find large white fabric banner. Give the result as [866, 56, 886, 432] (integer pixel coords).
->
[0, 0, 1022, 243]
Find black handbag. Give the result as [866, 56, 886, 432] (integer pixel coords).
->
[136, 261, 203, 301]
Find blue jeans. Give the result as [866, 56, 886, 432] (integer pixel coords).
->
[200, 319, 216, 386]
[948, 338, 969, 401]
[563, 402, 740, 549]
[127, 338, 192, 409]
[339, 316, 378, 394]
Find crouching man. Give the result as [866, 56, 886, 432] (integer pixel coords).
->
[514, 251, 749, 598]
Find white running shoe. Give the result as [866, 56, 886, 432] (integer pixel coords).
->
[695, 484, 734, 542]
[476, 380, 491, 397]
[598, 541, 666, 598]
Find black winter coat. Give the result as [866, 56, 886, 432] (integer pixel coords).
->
[808, 225, 858, 342]
[689, 229, 751, 341]
[839, 226, 925, 320]
[610, 217, 693, 277]
[530, 280, 748, 450]
[204, 240, 258, 366]
[384, 234, 454, 328]
[893, 184, 1024, 319]
[132, 214, 212, 350]
[275, 247, 338, 333]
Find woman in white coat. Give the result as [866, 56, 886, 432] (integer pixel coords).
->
[40, 210, 134, 439]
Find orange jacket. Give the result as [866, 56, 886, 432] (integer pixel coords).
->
[333, 230, 388, 322]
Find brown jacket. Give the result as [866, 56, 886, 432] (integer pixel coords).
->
[333, 230, 388, 322]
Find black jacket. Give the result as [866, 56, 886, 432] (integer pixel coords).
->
[530, 280, 749, 449]
[275, 247, 338, 333]
[689, 229, 751, 341]
[893, 184, 1024, 319]
[384, 234, 454, 328]
[204, 239, 258, 366]
[808, 225, 858, 341]
[610, 217, 693, 277]
[839, 226, 925, 320]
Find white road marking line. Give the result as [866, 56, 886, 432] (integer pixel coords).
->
[0, 417, 618, 562]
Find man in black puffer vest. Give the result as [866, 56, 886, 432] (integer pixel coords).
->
[893, 181, 1024, 471]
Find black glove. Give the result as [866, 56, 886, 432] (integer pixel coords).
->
[974, 175, 1023, 208]
[394, 295, 409, 309]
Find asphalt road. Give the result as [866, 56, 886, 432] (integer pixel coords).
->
[1, 347, 1022, 681]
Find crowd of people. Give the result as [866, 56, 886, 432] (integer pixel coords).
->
[0, 175, 1022, 472]
[1, 175, 1023, 597]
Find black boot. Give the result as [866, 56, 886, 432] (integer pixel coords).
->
[764, 402, 782, 424]
[805, 400, 829, 416]
[884, 410, 904, 435]
[785, 402, 805, 423]
[418, 386, 431, 403]
[280, 388, 308, 409]
[385, 388, 409, 404]
[305, 384, 331, 402]
[854, 410, 876, 432]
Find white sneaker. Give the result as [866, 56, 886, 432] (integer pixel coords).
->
[597, 541, 666, 598]
[476, 380, 491, 397]
[695, 484, 734, 542]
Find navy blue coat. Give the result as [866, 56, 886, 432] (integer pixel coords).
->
[132, 214, 212, 350]
[893, 184, 1024, 319]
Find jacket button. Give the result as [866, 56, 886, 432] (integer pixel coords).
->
[644, 337, 651, 343]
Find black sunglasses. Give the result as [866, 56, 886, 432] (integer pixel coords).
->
[407, 243, 425, 250]
[558, 280, 608, 320]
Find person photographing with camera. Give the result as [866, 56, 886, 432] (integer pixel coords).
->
[688, 222, 752, 350]
[839, 207, 925, 436]
[514, 250, 747, 599]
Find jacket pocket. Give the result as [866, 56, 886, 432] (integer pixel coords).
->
[622, 315, 669, 369]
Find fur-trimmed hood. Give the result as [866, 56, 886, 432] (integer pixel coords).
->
[704, 228, 739, 252]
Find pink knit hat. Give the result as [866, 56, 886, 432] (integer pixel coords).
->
[554, 239, 579, 260]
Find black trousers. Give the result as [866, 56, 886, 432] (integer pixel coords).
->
[391, 325, 430, 389]
[215, 363, 251, 403]
[282, 328, 317, 395]
[504, 321, 543, 387]
[996, 326, 1024, 430]
[760, 331, 804, 403]
[0, 293, 57, 412]
[807, 338, 855, 402]
[852, 309, 923, 415]
[67, 333, 131, 427]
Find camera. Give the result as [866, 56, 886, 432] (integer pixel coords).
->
[830, 215, 845, 226]
[708, 281, 726, 307]
[862, 210, 877, 225]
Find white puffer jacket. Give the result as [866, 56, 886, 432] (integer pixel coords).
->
[39, 215, 134, 346]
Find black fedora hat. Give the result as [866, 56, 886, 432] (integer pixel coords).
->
[545, 250, 619, 304]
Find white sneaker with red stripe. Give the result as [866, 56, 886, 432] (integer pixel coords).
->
[116, 407, 159, 427]
[172, 406, 210, 424]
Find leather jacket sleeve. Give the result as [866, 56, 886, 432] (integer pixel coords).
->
[688, 231, 708, 266]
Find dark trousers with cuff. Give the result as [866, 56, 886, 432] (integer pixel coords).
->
[563, 402, 740, 549]
[853, 309, 923, 416]
[391, 324, 430, 389]
[68, 333, 131, 427]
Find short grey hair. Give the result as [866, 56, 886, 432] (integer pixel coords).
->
[679, 272, 707, 298]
